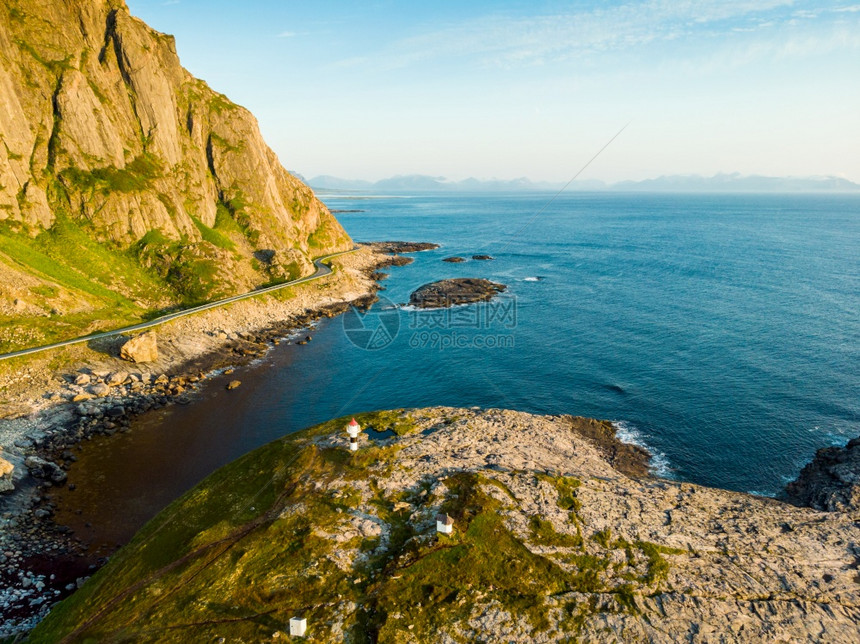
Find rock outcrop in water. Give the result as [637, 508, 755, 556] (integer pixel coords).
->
[0, 0, 351, 351]
[409, 278, 506, 308]
[783, 436, 860, 514]
[31, 408, 860, 642]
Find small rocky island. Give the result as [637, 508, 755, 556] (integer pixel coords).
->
[30, 408, 860, 642]
[409, 278, 506, 308]
[442, 256, 466, 263]
[371, 241, 440, 254]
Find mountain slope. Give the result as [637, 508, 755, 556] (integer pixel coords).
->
[0, 0, 351, 351]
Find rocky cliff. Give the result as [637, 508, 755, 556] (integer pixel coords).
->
[783, 437, 860, 515]
[30, 408, 860, 642]
[0, 0, 351, 351]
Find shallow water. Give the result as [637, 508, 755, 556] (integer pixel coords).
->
[54, 191, 860, 549]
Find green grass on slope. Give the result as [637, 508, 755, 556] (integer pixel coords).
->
[308, 211, 351, 252]
[29, 416, 369, 643]
[190, 215, 236, 251]
[31, 410, 685, 643]
[59, 154, 163, 195]
[0, 217, 172, 351]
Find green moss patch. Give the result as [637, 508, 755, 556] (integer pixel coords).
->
[60, 153, 163, 195]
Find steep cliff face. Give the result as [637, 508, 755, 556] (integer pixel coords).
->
[0, 0, 351, 351]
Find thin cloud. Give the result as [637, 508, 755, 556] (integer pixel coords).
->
[367, 0, 855, 70]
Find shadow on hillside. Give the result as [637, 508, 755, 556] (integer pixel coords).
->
[86, 335, 125, 358]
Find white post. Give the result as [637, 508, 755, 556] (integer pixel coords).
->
[289, 616, 307, 637]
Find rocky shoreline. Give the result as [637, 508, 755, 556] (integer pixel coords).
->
[0, 241, 425, 637]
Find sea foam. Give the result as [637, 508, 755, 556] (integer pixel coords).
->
[612, 420, 672, 478]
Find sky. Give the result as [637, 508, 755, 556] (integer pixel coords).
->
[125, 1, 860, 183]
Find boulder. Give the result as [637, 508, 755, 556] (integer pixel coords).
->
[0, 457, 14, 493]
[120, 332, 159, 363]
[74, 373, 91, 386]
[106, 371, 129, 386]
[89, 383, 110, 397]
[24, 456, 67, 484]
[227, 380, 242, 390]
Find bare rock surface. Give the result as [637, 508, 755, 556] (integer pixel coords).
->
[119, 332, 158, 363]
[23, 456, 66, 484]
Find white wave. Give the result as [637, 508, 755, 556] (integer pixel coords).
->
[398, 302, 473, 313]
[747, 489, 777, 498]
[523, 277, 541, 282]
[612, 420, 673, 478]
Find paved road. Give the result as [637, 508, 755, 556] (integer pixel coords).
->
[0, 248, 357, 362]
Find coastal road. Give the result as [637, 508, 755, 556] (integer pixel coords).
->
[0, 247, 358, 362]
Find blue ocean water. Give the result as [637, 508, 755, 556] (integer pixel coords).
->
[56, 192, 860, 547]
[313, 191, 859, 495]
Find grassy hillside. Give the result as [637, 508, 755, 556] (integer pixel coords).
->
[30, 411, 683, 643]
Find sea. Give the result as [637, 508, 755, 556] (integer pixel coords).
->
[53, 191, 860, 550]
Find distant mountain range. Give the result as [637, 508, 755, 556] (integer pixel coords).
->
[293, 172, 860, 194]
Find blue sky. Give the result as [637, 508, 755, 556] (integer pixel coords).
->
[126, 1, 860, 183]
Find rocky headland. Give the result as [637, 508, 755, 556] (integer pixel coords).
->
[409, 278, 507, 309]
[27, 408, 860, 642]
